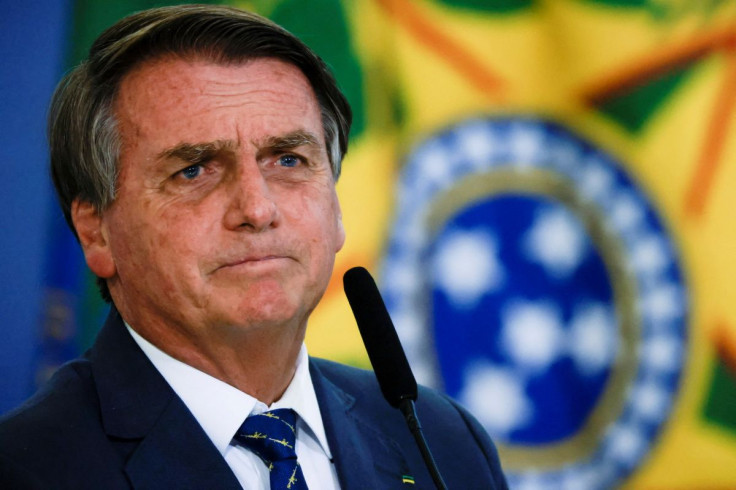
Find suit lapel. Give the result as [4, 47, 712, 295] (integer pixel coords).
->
[124, 398, 242, 490]
[89, 307, 241, 490]
[88, 309, 420, 489]
[310, 360, 413, 490]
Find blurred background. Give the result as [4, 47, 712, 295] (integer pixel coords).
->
[1, 0, 735, 488]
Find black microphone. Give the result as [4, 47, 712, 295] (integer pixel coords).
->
[343, 266, 448, 490]
[343, 266, 417, 407]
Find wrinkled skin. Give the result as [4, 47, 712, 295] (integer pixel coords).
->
[72, 57, 345, 402]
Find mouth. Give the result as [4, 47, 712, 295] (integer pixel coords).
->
[214, 255, 292, 273]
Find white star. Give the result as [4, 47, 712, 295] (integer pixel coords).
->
[630, 235, 670, 280]
[560, 466, 600, 490]
[631, 382, 669, 422]
[458, 122, 496, 165]
[523, 207, 588, 279]
[398, 171, 434, 207]
[432, 229, 504, 308]
[579, 158, 614, 202]
[419, 144, 451, 184]
[391, 308, 423, 346]
[510, 123, 545, 167]
[382, 259, 420, 297]
[642, 334, 682, 373]
[412, 363, 437, 388]
[547, 138, 580, 173]
[459, 364, 532, 437]
[641, 283, 685, 324]
[513, 473, 548, 490]
[609, 191, 644, 234]
[501, 300, 564, 371]
[397, 215, 428, 250]
[569, 303, 617, 375]
[606, 424, 646, 465]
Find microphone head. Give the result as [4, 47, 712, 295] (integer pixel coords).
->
[343, 266, 417, 407]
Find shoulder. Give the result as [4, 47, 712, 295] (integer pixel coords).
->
[310, 357, 508, 488]
[310, 356, 380, 394]
[0, 358, 106, 486]
[0, 358, 98, 439]
[310, 356, 476, 424]
[415, 383, 507, 489]
[311, 357, 483, 426]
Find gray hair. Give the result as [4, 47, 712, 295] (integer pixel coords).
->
[49, 4, 352, 301]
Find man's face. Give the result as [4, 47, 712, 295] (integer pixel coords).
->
[84, 57, 345, 342]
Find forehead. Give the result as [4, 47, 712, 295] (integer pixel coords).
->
[113, 56, 323, 149]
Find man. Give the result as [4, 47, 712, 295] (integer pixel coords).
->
[0, 5, 507, 489]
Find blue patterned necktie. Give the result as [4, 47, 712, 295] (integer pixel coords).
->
[234, 408, 309, 490]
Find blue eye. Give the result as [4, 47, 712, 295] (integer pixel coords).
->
[180, 165, 202, 180]
[278, 155, 299, 167]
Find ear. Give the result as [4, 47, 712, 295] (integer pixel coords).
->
[71, 199, 116, 279]
[334, 200, 346, 253]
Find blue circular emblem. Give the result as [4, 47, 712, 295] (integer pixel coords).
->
[380, 118, 687, 489]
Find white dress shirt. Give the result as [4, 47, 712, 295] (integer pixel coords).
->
[127, 325, 340, 490]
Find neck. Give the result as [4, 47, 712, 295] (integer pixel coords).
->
[123, 309, 306, 405]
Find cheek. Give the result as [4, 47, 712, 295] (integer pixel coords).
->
[305, 194, 343, 266]
[109, 203, 200, 276]
[109, 221, 162, 279]
[110, 219, 213, 307]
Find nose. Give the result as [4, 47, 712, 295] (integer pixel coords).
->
[223, 160, 279, 232]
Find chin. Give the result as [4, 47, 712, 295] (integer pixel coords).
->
[209, 276, 321, 328]
[219, 295, 303, 329]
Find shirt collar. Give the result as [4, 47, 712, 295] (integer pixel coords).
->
[267, 345, 332, 458]
[126, 324, 332, 459]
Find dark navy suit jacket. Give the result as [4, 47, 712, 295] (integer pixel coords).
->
[0, 308, 507, 489]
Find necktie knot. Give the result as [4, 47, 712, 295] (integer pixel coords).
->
[234, 408, 308, 489]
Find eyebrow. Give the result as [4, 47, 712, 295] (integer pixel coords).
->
[156, 130, 321, 163]
[257, 130, 321, 152]
[157, 139, 236, 162]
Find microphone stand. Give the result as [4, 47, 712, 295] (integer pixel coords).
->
[343, 267, 450, 489]
[399, 398, 448, 490]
